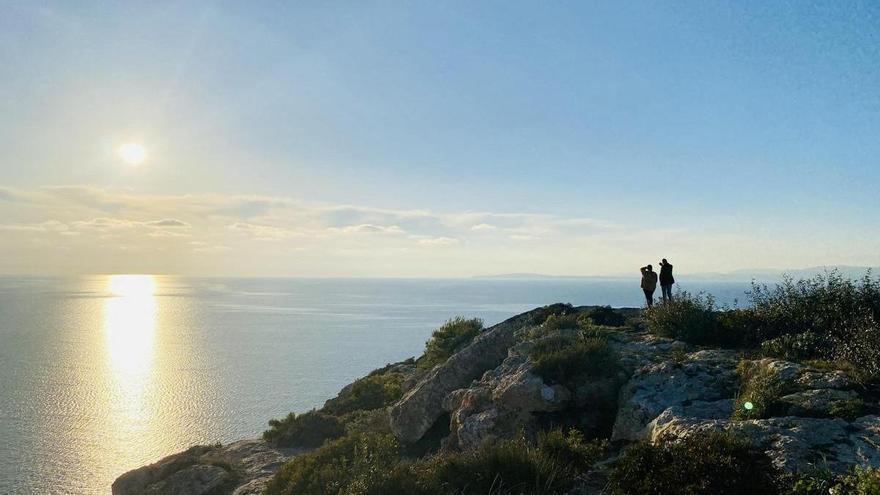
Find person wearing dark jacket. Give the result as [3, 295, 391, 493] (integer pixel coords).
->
[640, 264, 658, 308]
[659, 258, 675, 302]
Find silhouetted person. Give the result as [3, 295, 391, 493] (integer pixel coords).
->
[659, 258, 675, 302]
[640, 264, 658, 308]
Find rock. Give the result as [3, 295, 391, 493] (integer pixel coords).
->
[779, 388, 861, 417]
[651, 413, 880, 473]
[112, 440, 298, 495]
[443, 351, 572, 450]
[795, 370, 855, 390]
[390, 309, 545, 443]
[612, 349, 738, 441]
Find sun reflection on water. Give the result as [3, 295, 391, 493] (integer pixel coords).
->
[103, 275, 157, 419]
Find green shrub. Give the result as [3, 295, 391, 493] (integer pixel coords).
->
[831, 466, 880, 495]
[780, 470, 836, 495]
[423, 435, 573, 494]
[760, 332, 829, 362]
[323, 367, 406, 415]
[536, 427, 606, 473]
[418, 317, 484, 370]
[749, 271, 880, 376]
[828, 398, 865, 421]
[582, 306, 627, 327]
[732, 360, 788, 420]
[643, 292, 720, 345]
[264, 431, 402, 495]
[530, 335, 618, 387]
[608, 433, 781, 495]
[263, 410, 345, 448]
[266, 427, 604, 495]
[541, 313, 581, 332]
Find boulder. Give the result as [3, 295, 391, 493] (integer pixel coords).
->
[390, 309, 544, 443]
[442, 350, 572, 450]
[651, 413, 880, 473]
[112, 440, 298, 495]
[779, 388, 861, 417]
[612, 349, 738, 441]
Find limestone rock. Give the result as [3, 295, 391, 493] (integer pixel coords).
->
[779, 388, 861, 417]
[390, 309, 544, 443]
[612, 349, 738, 441]
[112, 440, 298, 495]
[651, 413, 880, 473]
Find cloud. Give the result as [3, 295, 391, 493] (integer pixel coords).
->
[227, 222, 302, 240]
[331, 224, 406, 235]
[0, 220, 68, 232]
[470, 223, 497, 231]
[415, 236, 460, 246]
[143, 218, 191, 228]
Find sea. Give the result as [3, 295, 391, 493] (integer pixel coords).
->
[0, 275, 754, 494]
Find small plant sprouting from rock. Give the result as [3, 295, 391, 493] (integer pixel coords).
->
[732, 360, 788, 420]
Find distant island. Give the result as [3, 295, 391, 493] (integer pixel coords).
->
[114, 271, 880, 494]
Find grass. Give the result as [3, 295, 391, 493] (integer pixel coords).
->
[732, 360, 788, 420]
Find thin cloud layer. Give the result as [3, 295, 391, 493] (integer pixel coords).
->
[0, 186, 876, 277]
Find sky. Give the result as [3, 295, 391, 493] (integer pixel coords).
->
[1, 1, 878, 277]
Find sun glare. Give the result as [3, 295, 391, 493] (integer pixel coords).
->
[118, 143, 146, 165]
[104, 275, 157, 373]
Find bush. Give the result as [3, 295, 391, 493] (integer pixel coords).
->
[530, 335, 618, 387]
[582, 306, 627, 327]
[643, 292, 721, 345]
[536, 427, 607, 473]
[423, 435, 574, 494]
[266, 427, 604, 495]
[263, 410, 345, 448]
[783, 466, 880, 495]
[732, 360, 788, 420]
[265, 431, 402, 495]
[323, 367, 406, 415]
[760, 332, 829, 362]
[418, 317, 484, 370]
[831, 466, 880, 495]
[608, 433, 781, 495]
[749, 271, 880, 376]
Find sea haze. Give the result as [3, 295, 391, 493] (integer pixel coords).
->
[0, 275, 752, 494]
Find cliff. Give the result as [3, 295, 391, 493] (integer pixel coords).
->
[113, 302, 880, 494]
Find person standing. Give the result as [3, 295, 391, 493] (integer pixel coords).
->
[659, 258, 675, 303]
[640, 264, 658, 308]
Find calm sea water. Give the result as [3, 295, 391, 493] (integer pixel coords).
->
[0, 276, 752, 494]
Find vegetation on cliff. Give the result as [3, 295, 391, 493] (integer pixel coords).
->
[120, 272, 880, 495]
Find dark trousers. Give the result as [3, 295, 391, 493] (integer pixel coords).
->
[661, 284, 673, 302]
[643, 288, 655, 308]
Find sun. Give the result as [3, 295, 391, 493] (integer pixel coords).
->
[118, 143, 146, 166]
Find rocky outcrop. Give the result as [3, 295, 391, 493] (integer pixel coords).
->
[612, 349, 739, 441]
[613, 347, 880, 474]
[441, 345, 571, 449]
[389, 308, 549, 443]
[651, 414, 880, 473]
[116, 303, 880, 493]
[112, 440, 299, 495]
